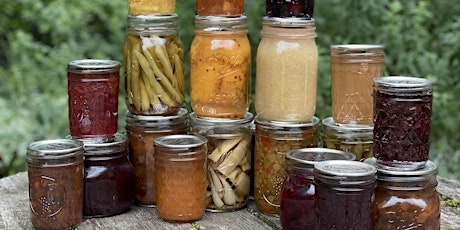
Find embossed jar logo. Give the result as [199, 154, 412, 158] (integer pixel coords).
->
[30, 176, 65, 218]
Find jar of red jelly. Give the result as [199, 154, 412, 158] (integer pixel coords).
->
[266, 0, 315, 18]
[280, 148, 355, 230]
[67, 59, 120, 142]
[373, 76, 433, 170]
[314, 160, 376, 229]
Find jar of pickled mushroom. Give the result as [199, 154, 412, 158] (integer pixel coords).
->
[266, 0, 315, 18]
[67, 59, 120, 142]
[127, 0, 176, 16]
[330, 44, 384, 125]
[254, 116, 320, 215]
[373, 76, 433, 170]
[124, 14, 184, 115]
[321, 117, 374, 161]
[314, 160, 377, 230]
[196, 0, 244, 17]
[190, 16, 251, 119]
[125, 108, 188, 206]
[280, 148, 355, 230]
[27, 139, 84, 230]
[189, 112, 254, 212]
[255, 17, 318, 122]
[154, 135, 208, 222]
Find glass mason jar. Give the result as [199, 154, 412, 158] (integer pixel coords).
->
[373, 76, 433, 170]
[189, 112, 254, 212]
[127, 0, 176, 16]
[314, 160, 377, 230]
[125, 108, 188, 206]
[266, 0, 315, 18]
[255, 17, 318, 122]
[280, 148, 355, 230]
[123, 14, 184, 116]
[27, 139, 84, 230]
[321, 117, 374, 161]
[196, 0, 244, 17]
[154, 134, 208, 222]
[190, 16, 251, 119]
[254, 116, 320, 215]
[330, 44, 384, 125]
[67, 59, 120, 142]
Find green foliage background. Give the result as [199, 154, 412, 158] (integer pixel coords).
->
[0, 0, 459, 179]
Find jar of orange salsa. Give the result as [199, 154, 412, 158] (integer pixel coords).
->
[196, 0, 244, 17]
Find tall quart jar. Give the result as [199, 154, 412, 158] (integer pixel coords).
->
[123, 14, 184, 116]
[189, 112, 254, 212]
[254, 116, 320, 215]
[190, 16, 251, 119]
[127, 0, 176, 16]
[125, 108, 188, 206]
[196, 0, 244, 17]
[256, 17, 318, 122]
[266, 0, 315, 18]
[373, 76, 433, 170]
[27, 139, 84, 230]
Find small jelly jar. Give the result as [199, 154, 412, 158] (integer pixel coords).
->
[266, 0, 315, 18]
[280, 148, 355, 230]
[27, 139, 84, 230]
[373, 76, 433, 170]
[196, 0, 244, 17]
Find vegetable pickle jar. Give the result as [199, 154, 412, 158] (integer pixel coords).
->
[373, 76, 433, 170]
[67, 59, 120, 142]
[126, 108, 188, 206]
[256, 17, 318, 122]
[190, 16, 251, 119]
[127, 0, 176, 16]
[154, 135, 208, 222]
[124, 14, 185, 116]
[189, 112, 254, 212]
[321, 117, 374, 161]
[254, 116, 320, 215]
[280, 148, 355, 230]
[27, 139, 84, 230]
[314, 160, 377, 230]
[196, 0, 244, 17]
[266, 0, 315, 18]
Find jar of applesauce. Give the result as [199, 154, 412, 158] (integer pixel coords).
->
[189, 112, 254, 212]
[124, 14, 184, 116]
[255, 17, 318, 122]
[190, 16, 251, 119]
[254, 116, 320, 215]
[127, 0, 176, 16]
[196, 0, 244, 17]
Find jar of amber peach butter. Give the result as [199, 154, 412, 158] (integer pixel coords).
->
[196, 0, 244, 17]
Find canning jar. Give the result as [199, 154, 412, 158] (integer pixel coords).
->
[125, 108, 188, 206]
[189, 112, 254, 212]
[330, 44, 384, 125]
[124, 14, 184, 115]
[196, 0, 244, 17]
[190, 16, 251, 119]
[154, 135, 208, 222]
[127, 0, 176, 16]
[254, 116, 320, 214]
[255, 17, 318, 122]
[321, 117, 374, 161]
[266, 0, 315, 18]
[67, 59, 120, 142]
[27, 139, 84, 230]
[280, 148, 355, 230]
[373, 76, 433, 170]
[314, 160, 376, 230]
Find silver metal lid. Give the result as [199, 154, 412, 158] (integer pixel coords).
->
[330, 44, 384, 56]
[189, 112, 254, 126]
[154, 134, 207, 148]
[195, 15, 247, 31]
[286, 148, 356, 165]
[322, 117, 374, 131]
[373, 76, 433, 94]
[67, 59, 120, 72]
[27, 139, 83, 159]
[315, 160, 377, 177]
[126, 108, 188, 126]
[365, 157, 437, 176]
[263, 16, 315, 27]
[255, 116, 320, 128]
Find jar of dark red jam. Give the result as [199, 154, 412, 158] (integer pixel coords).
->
[373, 76, 433, 170]
[266, 0, 315, 18]
[67, 59, 120, 142]
[27, 139, 84, 230]
[280, 148, 355, 230]
[314, 160, 376, 230]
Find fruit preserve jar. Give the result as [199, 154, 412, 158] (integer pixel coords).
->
[373, 76, 433, 170]
[127, 0, 176, 16]
[254, 116, 320, 215]
[124, 14, 184, 115]
[196, 0, 244, 17]
[190, 16, 251, 119]
[189, 112, 254, 212]
[27, 139, 84, 230]
[67, 59, 120, 142]
[256, 17, 318, 122]
[280, 148, 355, 230]
[266, 0, 315, 18]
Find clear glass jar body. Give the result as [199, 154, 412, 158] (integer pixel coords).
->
[256, 17, 318, 122]
[127, 0, 176, 16]
[190, 16, 251, 119]
[331, 45, 384, 125]
[67, 59, 120, 142]
[189, 112, 254, 212]
[123, 15, 184, 116]
[373, 76, 433, 170]
[125, 108, 188, 206]
[254, 116, 320, 215]
[266, 0, 315, 18]
[27, 139, 84, 230]
[196, 0, 244, 17]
